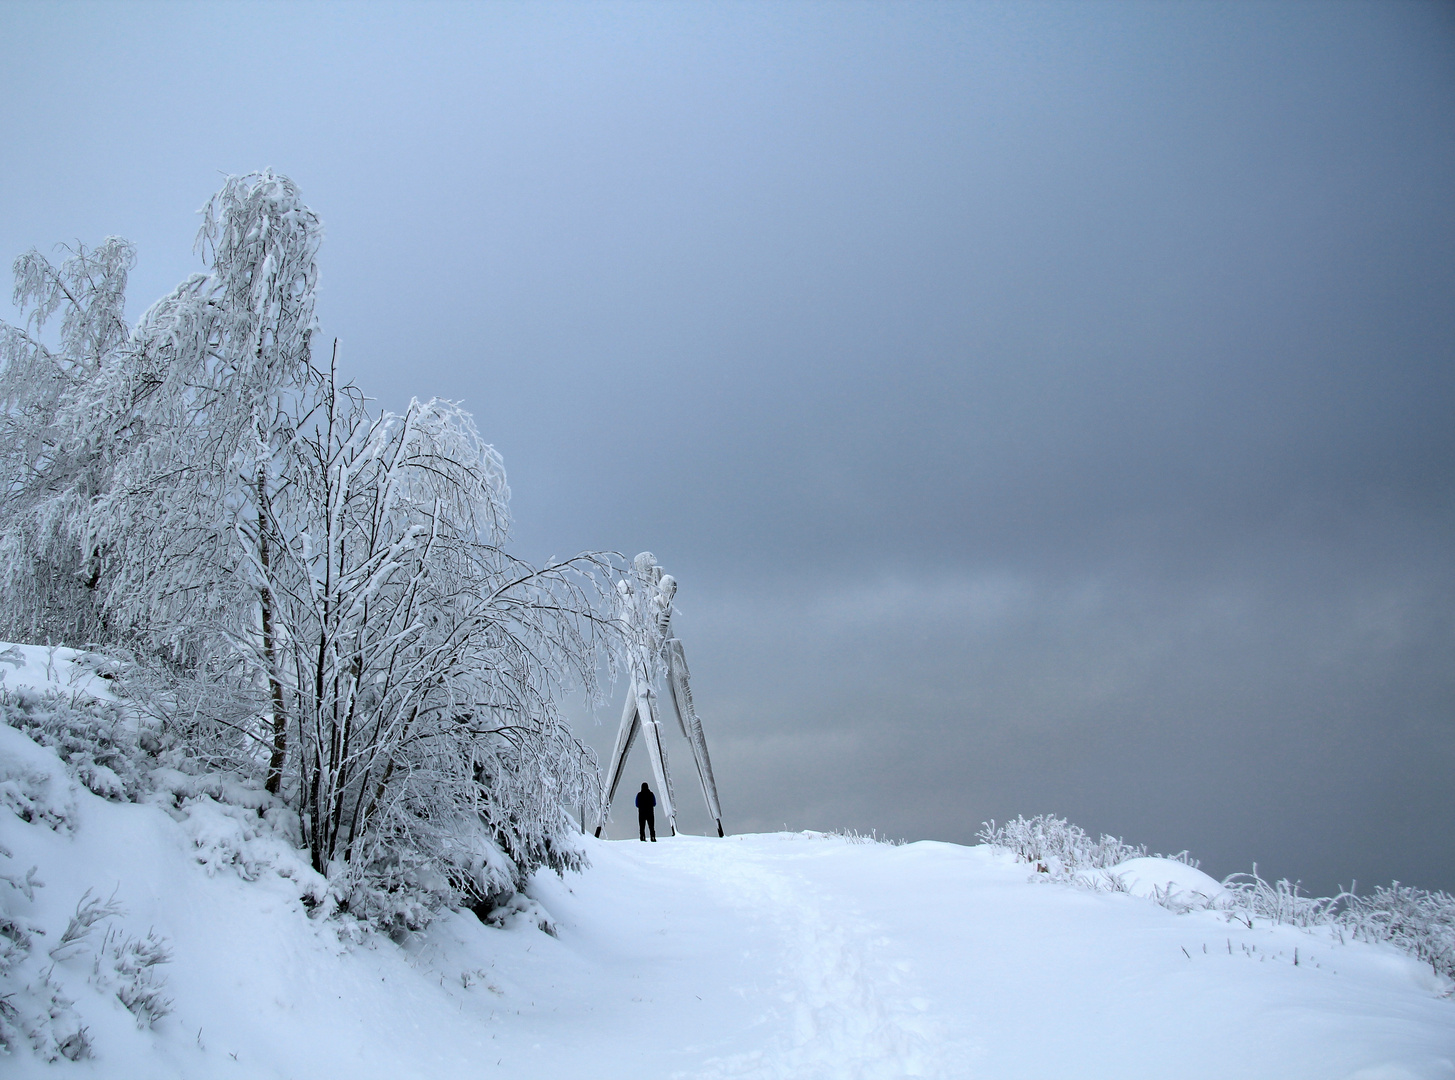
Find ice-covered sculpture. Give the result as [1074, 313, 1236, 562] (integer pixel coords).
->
[596, 553, 724, 838]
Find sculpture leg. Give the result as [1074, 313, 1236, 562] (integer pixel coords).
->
[595, 685, 641, 837]
[637, 682, 677, 836]
[666, 639, 724, 836]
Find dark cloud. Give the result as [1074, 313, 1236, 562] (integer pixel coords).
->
[2, 1, 1451, 893]
[643, 541, 1454, 894]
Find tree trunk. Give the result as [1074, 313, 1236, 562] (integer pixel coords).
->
[258, 469, 289, 795]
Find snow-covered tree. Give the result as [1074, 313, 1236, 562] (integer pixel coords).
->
[88, 171, 322, 792]
[256, 370, 608, 920]
[0, 173, 615, 928]
[0, 174, 321, 795]
[0, 237, 136, 646]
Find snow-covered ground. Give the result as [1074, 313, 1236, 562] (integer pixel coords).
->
[2, 649, 1452, 1078]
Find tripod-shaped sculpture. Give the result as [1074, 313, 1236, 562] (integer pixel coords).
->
[596, 553, 724, 838]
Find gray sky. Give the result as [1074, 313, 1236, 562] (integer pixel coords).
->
[2, 1, 1451, 894]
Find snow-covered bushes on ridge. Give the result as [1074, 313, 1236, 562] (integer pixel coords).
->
[1100, 856, 1230, 913]
[977, 814, 1167, 877]
[1223, 867, 1455, 981]
[0, 172, 615, 938]
[823, 828, 905, 846]
[1220, 866, 1341, 928]
[980, 814, 1455, 982]
[1342, 884, 1455, 982]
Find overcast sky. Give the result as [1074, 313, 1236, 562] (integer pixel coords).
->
[2, 1, 1451, 894]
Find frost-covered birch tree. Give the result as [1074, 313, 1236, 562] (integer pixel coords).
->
[0, 238, 136, 646]
[0, 174, 321, 792]
[90, 172, 322, 794]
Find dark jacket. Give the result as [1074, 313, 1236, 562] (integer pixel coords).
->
[635, 789, 656, 812]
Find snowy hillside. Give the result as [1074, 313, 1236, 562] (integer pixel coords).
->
[2, 649, 1452, 1078]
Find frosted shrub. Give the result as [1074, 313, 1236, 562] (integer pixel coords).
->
[824, 828, 904, 846]
[0, 846, 94, 1060]
[0, 731, 76, 833]
[270, 383, 609, 925]
[1, 843, 42, 989]
[1221, 866, 1340, 929]
[1342, 885, 1455, 980]
[48, 889, 123, 963]
[94, 925, 173, 1027]
[3, 974, 90, 1062]
[0, 691, 148, 803]
[1224, 871, 1455, 979]
[977, 815, 1149, 877]
[482, 891, 557, 936]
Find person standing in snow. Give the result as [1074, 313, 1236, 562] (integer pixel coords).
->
[636, 782, 658, 842]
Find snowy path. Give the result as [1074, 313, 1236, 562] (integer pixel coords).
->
[619, 836, 940, 1079]
[507, 834, 1453, 1079]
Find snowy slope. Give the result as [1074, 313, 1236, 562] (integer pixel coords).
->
[1, 655, 1451, 1077]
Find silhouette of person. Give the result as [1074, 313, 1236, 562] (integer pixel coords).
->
[635, 782, 657, 842]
